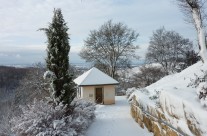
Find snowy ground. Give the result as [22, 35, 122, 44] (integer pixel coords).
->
[86, 96, 152, 136]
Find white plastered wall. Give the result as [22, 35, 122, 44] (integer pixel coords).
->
[80, 85, 115, 104]
[81, 86, 95, 103]
[103, 85, 115, 104]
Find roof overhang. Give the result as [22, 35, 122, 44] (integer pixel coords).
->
[76, 83, 119, 87]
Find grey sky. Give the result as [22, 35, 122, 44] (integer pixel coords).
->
[0, 0, 197, 65]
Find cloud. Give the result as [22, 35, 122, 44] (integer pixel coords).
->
[15, 54, 21, 58]
[0, 0, 197, 65]
[0, 44, 46, 52]
[0, 53, 8, 57]
[70, 45, 82, 53]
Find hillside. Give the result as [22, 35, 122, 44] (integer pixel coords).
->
[130, 61, 207, 136]
[0, 66, 30, 101]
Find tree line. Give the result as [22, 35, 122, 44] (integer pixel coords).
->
[79, 0, 206, 89]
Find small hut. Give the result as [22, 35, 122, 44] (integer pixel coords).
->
[74, 67, 119, 104]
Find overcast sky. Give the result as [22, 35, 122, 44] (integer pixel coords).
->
[0, 0, 197, 66]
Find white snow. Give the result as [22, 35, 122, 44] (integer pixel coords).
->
[130, 61, 207, 135]
[43, 70, 56, 80]
[86, 96, 153, 136]
[74, 67, 119, 86]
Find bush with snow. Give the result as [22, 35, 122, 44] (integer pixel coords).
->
[70, 99, 96, 134]
[10, 98, 96, 136]
[149, 90, 160, 100]
[188, 70, 207, 107]
[188, 71, 207, 88]
[197, 82, 207, 107]
[126, 87, 137, 98]
[116, 89, 126, 96]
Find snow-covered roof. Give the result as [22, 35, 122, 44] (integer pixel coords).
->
[74, 67, 119, 86]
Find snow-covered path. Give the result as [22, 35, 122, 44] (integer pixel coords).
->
[86, 96, 152, 136]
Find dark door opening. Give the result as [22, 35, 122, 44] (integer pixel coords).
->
[95, 87, 103, 104]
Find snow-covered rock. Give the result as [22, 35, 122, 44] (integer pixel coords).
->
[129, 61, 207, 136]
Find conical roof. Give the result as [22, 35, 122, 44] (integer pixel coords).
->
[74, 67, 119, 86]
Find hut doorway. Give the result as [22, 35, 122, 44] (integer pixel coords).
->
[95, 87, 103, 104]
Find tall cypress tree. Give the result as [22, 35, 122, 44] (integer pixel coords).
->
[41, 9, 76, 105]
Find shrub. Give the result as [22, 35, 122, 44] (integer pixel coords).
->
[10, 99, 96, 136]
[196, 82, 207, 107]
[70, 99, 96, 135]
[149, 90, 160, 100]
[188, 70, 207, 107]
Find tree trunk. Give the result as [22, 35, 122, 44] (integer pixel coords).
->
[110, 67, 116, 79]
[192, 7, 207, 63]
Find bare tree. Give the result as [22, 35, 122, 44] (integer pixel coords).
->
[176, 0, 207, 62]
[146, 27, 193, 73]
[132, 65, 166, 88]
[80, 20, 139, 79]
[14, 63, 49, 108]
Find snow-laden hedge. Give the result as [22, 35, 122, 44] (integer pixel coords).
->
[10, 99, 96, 136]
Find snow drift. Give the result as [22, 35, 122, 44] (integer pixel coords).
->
[129, 61, 207, 136]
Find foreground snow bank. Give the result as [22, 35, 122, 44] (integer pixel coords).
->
[129, 61, 207, 136]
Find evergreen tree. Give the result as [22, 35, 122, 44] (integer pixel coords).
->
[41, 9, 76, 105]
